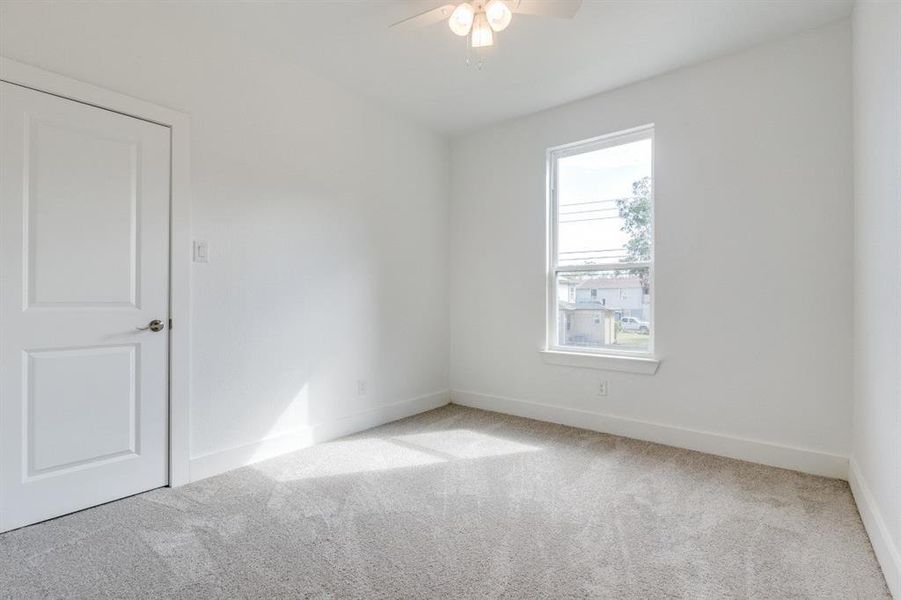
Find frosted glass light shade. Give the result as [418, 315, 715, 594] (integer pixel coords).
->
[470, 12, 494, 47]
[449, 3, 475, 36]
[485, 0, 512, 32]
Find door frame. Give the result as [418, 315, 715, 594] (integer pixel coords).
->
[0, 57, 192, 496]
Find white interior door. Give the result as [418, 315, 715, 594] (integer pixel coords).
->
[0, 82, 170, 532]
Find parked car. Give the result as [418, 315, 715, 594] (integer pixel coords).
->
[620, 316, 650, 334]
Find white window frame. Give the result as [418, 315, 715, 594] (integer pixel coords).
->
[545, 124, 655, 359]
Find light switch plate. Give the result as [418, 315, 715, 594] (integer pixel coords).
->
[193, 241, 209, 263]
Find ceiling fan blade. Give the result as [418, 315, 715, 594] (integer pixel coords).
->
[510, 0, 582, 18]
[389, 4, 457, 30]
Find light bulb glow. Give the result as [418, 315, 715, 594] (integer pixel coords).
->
[470, 12, 494, 47]
[448, 3, 475, 36]
[484, 0, 512, 32]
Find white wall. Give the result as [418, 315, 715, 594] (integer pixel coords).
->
[450, 22, 853, 477]
[851, 1, 901, 596]
[0, 3, 871, 491]
[0, 2, 450, 475]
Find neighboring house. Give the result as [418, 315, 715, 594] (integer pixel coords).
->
[555, 276, 651, 348]
[556, 279, 575, 304]
[557, 302, 617, 347]
[574, 276, 649, 321]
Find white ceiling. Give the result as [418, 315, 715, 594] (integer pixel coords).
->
[1, 0, 853, 135]
[217, 0, 853, 134]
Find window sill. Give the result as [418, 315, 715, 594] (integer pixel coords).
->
[539, 349, 660, 375]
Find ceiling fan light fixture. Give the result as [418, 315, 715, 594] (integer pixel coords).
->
[448, 2, 475, 36]
[484, 0, 512, 32]
[470, 12, 494, 47]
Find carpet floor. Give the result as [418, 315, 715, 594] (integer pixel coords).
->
[0, 404, 890, 599]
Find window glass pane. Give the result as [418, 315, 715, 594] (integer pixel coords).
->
[556, 138, 652, 267]
[555, 268, 651, 353]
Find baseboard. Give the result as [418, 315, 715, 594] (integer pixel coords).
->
[308, 389, 449, 444]
[450, 389, 848, 480]
[849, 458, 901, 598]
[189, 390, 450, 482]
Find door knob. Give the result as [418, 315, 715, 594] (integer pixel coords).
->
[137, 319, 165, 332]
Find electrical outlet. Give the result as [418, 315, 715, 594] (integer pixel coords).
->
[356, 380, 368, 396]
[598, 380, 608, 396]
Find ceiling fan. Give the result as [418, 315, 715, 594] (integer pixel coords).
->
[390, 0, 582, 66]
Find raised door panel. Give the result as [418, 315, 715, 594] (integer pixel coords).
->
[26, 345, 138, 477]
[26, 119, 140, 307]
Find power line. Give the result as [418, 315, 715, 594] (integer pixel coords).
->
[559, 216, 622, 223]
[559, 207, 620, 216]
[558, 196, 632, 207]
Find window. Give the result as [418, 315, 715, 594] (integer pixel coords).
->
[547, 126, 654, 356]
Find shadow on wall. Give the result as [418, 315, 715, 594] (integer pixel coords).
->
[188, 174, 397, 464]
[189, 148, 446, 467]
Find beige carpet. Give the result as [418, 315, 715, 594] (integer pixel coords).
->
[0, 404, 890, 599]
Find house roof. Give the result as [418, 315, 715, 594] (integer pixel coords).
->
[558, 302, 616, 312]
[574, 277, 643, 290]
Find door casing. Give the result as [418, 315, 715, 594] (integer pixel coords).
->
[0, 57, 192, 528]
